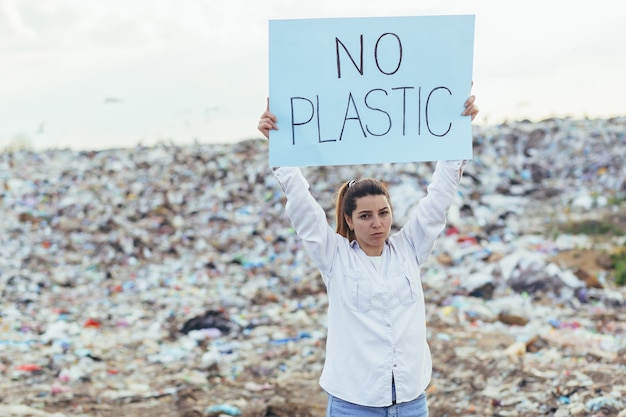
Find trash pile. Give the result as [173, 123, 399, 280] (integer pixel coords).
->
[1, 116, 625, 417]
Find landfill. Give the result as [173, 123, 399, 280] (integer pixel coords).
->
[1, 116, 625, 417]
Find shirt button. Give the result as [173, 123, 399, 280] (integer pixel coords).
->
[394, 364, 397, 367]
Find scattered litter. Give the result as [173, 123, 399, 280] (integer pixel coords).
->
[1, 117, 625, 415]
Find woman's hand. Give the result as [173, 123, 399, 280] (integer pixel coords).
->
[462, 95, 479, 121]
[257, 97, 278, 140]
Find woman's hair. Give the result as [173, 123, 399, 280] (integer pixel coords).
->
[335, 178, 391, 241]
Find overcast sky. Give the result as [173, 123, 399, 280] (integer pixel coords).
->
[1, 0, 625, 151]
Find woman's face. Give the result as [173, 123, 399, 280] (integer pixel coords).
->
[345, 194, 392, 256]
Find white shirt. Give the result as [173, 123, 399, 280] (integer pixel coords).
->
[369, 256, 382, 271]
[272, 160, 465, 407]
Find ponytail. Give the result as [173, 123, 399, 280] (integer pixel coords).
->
[335, 181, 355, 241]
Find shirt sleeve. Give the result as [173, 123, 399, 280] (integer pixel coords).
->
[399, 160, 466, 265]
[272, 167, 339, 275]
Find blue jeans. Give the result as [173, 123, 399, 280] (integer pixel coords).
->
[326, 390, 428, 417]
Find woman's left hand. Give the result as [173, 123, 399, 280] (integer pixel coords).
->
[463, 95, 479, 121]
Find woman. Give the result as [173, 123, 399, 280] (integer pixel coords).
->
[258, 96, 479, 416]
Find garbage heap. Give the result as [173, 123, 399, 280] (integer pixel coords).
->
[1, 116, 625, 417]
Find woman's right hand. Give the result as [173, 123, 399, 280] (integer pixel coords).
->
[257, 97, 278, 140]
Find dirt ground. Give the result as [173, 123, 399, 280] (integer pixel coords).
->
[15, 246, 623, 417]
[32, 314, 626, 417]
